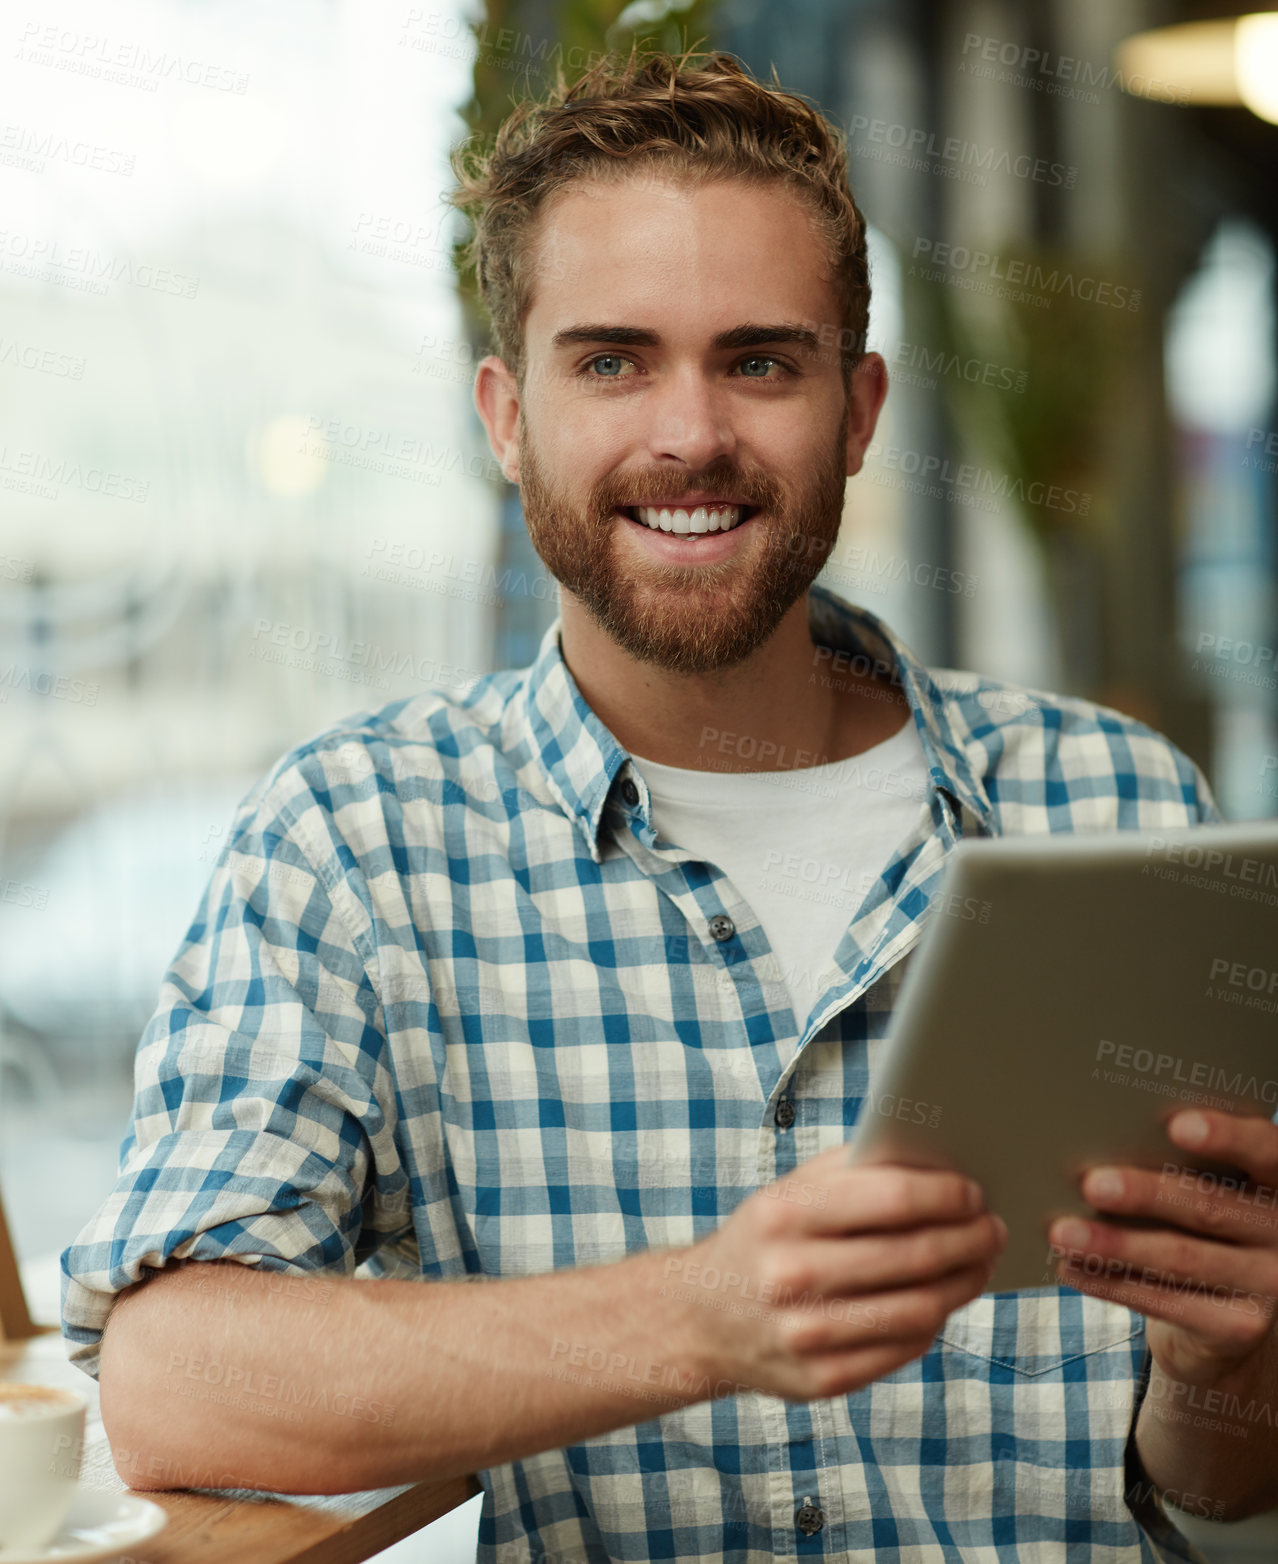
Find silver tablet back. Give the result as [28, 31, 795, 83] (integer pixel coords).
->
[849, 822, 1278, 1291]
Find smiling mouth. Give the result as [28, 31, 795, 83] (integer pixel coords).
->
[619, 503, 759, 536]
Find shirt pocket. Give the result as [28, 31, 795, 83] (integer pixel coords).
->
[937, 1287, 1142, 1376]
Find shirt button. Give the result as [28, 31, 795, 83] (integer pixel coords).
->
[709, 914, 735, 942]
[796, 1497, 824, 1536]
[774, 1096, 796, 1130]
[620, 779, 639, 806]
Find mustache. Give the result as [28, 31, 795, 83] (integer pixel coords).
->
[592, 468, 782, 516]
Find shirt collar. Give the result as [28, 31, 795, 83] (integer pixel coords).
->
[520, 582, 994, 863]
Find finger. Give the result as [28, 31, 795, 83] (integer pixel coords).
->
[1048, 1217, 1278, 1348]
[1167, 1110, 1278, 1191]
[804, 1257, 995, 1354]
[1053, 1253, 1275, 1356]
[793, 1158, 984, 1236]
[1080, 1162, 1278, 1248]
[816, 1211, 1006, 1296]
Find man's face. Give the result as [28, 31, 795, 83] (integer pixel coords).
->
[497, 174, 877, 675]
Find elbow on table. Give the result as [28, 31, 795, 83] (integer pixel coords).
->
[96, 1278, 179, 1490]
[95, 1263, 390, 1496]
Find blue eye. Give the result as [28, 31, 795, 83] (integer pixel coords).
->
[739, 356, 782, 378]
[575, 352, 792, 383]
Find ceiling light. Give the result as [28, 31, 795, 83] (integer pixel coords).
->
[1115, 12, 1278, 124]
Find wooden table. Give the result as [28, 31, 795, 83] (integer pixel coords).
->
[0, 1330, 481, 1564]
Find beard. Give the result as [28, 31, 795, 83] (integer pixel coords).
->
[515, 400, 851, 676]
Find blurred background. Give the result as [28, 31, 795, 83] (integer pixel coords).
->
[1, 0, 1275, 1557]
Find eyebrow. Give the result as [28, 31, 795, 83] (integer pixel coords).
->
[549, 323, 821, 354]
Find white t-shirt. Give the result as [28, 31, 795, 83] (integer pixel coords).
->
[631, 715, 931, 1032]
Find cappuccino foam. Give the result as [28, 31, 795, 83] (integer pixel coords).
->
[0, 1383, 82, 1418]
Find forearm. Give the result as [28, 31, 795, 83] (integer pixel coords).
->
[99, 1250, 712, 1496]
[1135, 1333, 1278, 1521]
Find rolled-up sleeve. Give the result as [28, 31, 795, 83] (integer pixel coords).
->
[60, 769, 402, 1381]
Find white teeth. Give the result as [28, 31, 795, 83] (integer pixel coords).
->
[634, 503, 744, 535]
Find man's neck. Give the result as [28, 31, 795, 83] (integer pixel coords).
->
[558, 592, 911, 774]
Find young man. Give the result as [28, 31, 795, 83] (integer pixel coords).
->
[63, 48, 1278, 1564]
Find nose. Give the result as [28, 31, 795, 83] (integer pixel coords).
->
[640, 364, 737, 470]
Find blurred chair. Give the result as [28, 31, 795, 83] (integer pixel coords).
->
[0, 1181, 58, 1340]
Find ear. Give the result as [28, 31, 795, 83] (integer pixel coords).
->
[474, 356, 522, 483]
[844, 352, 888, 477]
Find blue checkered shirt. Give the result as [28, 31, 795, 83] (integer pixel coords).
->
[62, 583, 1219, 1562]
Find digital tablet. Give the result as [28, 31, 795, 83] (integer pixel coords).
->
[846, 820, 1278, 1291]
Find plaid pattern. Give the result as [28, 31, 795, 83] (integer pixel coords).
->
[62, 583, 1219, 1562]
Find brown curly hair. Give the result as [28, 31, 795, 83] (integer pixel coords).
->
[446, 44, 871, 391]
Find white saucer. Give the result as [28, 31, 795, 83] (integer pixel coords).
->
[0, 1486, 168, 1562]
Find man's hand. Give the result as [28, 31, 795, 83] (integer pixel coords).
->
[1048, 1108, 1278, 1385]
[671, 1143, 1007, 1403]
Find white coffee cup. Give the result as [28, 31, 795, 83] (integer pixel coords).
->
[0, 1381, 88, 1548]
